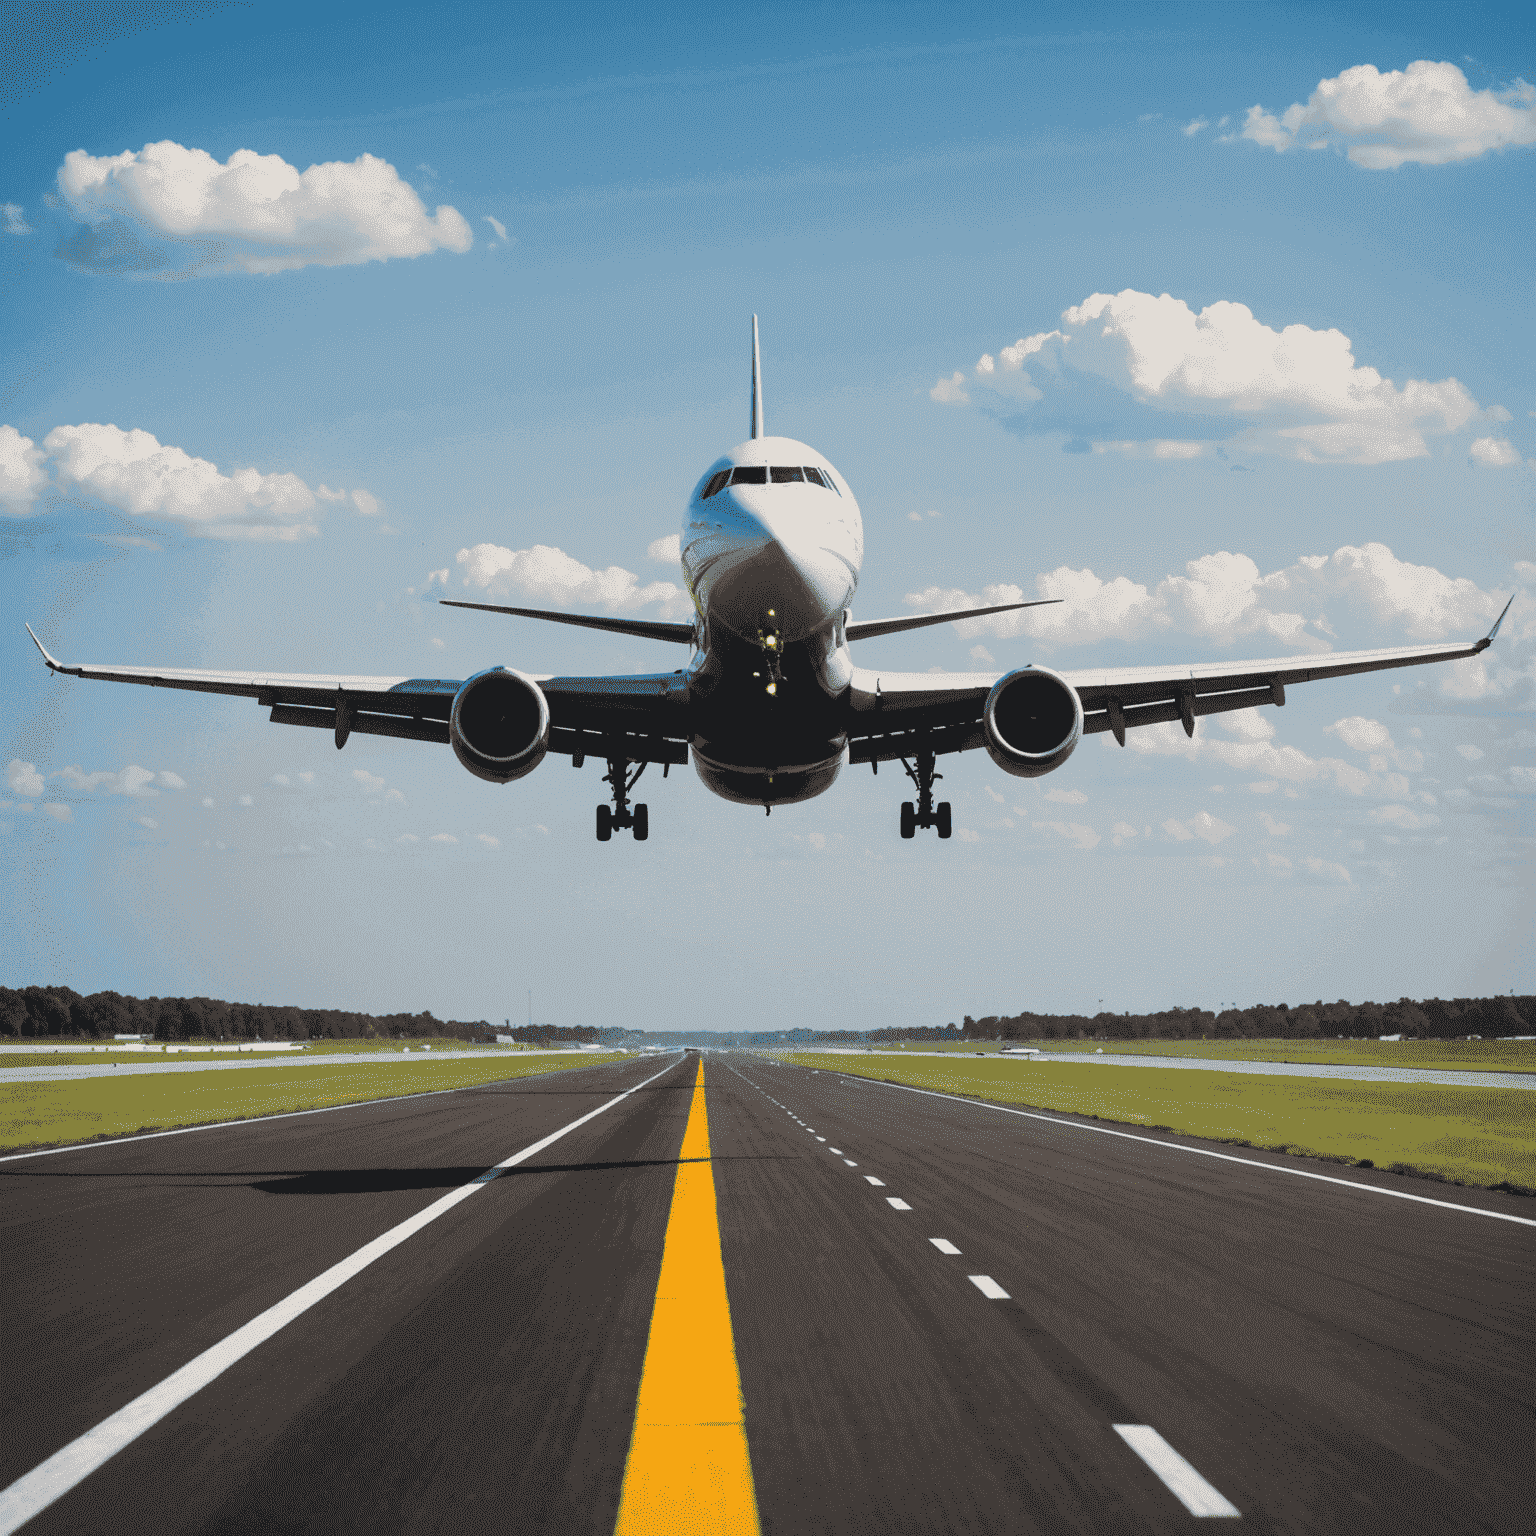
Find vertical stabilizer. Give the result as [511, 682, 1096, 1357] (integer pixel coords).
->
[750, 314, 763, 440]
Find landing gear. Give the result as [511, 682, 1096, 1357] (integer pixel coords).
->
[597, 758, 648, 842]
[899, 750, 951, 839]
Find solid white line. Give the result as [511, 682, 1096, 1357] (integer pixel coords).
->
[864, 1175, 885, 1186]
[930, 1238, 961, 1255]
[0, 1059, 681, 1536]
[1114, 1425, 1240, 1518]
[0, 1057, 641, 1164]
[968, 1274, 1009, 1299]
[887, 1197, 912, 1211]
[853, 1076, 1536, 1228]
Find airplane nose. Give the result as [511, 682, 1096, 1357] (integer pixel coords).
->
[723, 501, 854, 640]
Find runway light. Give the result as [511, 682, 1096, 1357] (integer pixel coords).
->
[766, 683, 777, 696]
[765, 635, 777, 648]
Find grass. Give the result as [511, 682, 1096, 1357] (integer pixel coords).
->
[0, 1037, 589, 1069]
[785, 1052, 1536, 1194]
[805, 1038, 1536, 1073]
[0, 1052, 629, 1155]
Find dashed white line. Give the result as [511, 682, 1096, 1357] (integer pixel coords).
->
[886, 1197, 912, 1211]
[864, 1176, 885, 1186]
[968, 1274, 1009, 1299]
[1113, 1426, 1240, 1518]
[828, 1147, 842, 1155]
[929, 1238, 961, 1255]
[843, 1159, 858, 1167]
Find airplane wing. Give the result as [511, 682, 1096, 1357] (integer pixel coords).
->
[844, 598, 1513, 763]
[24, 625, 689, 764]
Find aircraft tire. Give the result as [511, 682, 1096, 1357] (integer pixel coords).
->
[900, 801, 916, 839]
[597, 804, 612, 842]
[936, 801, 952, 839]
[634, 803, 649, 841]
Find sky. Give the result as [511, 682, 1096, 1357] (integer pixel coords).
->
[2, 0, 1533, 1031]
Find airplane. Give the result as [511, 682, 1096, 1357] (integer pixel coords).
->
[25, 317, 1514, 843]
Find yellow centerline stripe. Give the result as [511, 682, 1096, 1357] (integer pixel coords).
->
[615, 1060, 760, 1535]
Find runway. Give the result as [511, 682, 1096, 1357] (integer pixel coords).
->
[1, 1052, 1529, 1533]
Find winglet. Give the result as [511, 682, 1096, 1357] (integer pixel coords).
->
[24, 623, 64, 672]
[750, 314, 763, 441]
[1473, 594, 1515, 653]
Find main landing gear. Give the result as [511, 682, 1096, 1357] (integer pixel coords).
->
[899, 750, 951, 839]
[596, 758, 648, 842]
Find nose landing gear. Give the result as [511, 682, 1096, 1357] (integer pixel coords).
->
[899, 749, 951, 839]
[596, 758, 648, 842]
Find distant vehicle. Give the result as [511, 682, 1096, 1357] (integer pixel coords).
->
[27, 321, 1513, 843]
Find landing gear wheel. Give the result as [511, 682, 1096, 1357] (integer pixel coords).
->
[633, 803, 649, 841]
[936, 801, 952, 839]
[900, 801, 916, 839]
[596, 804, 612, 842]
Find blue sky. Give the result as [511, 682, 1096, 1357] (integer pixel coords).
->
[3, 1, 1532, 1029]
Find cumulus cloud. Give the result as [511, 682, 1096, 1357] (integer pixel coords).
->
[44, 423, 320, 541]
[56, 142, 473, 277]
[647, 533, 681, 564]
[2, 203, 31, 235]
[1258, 811, 1290, 836]
[1239, 61, 1536, 170]
[939, 289, 1483, 464]
[1469, 436, 1522, 467]
[6, 761, 45, 797]
[1162, 811, 1236, 845]
[455, 542, 691, 618]
[1043, 787, 1087, 805]
[1035, 820, 1100, 850]
[0, 427, 49, 515]
[1456, 744, 1485, 761]
[351, 488, 381, 516]
[930, 372, 970, 404]
[907, 541, 1503, 650]
[475, 833, 500, 848]
[429, 832, 458, 845]
[55, 764, 182, 797]
[1184, 117, 1209, 137]
[41, 803, 72, 823]
[136, 816, 158, 830]
[1111, 821, 1139, 846]
[1370, 803, 1439, 831]
[484, 215, 508, 242]
[352, 768, 404, 805]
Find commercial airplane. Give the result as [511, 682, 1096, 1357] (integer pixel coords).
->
[26, 318, 1513, 843]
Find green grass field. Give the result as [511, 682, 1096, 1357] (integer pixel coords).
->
[786, 1052, 1536, 1194]
[809, 1038, 1536, 1072]
[0, 1052, 629, 1154]
[0, 1037, 588, 1069]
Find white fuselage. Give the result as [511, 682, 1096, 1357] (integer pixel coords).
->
[681, 435, 864, 805]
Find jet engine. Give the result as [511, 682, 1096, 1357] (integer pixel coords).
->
[983, 665, 1082, 778]
[449, 667, 550, 783]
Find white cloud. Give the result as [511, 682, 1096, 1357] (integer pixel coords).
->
[429, 832, 458, 845]
[907, 541, 1503, 649]
[352, 767, 405, 805]
[136, 816, 158, 830]
[271, 773, 291, 786]
[55, 763, 178, 798]
[2, 203, 31, 235]
[983, 785, 1005, 803]
[484, 215, 508, 242]
[41, 803, 72, 823]
[44, 423, 319, 541]
[6, 760, 45, 797]
[315, 484, 348, 502]
[1035, 820, 1100, 850]
[907, 511, 923, 523]
[397, 833, 418, 844]
[1469, 436, 1522, 467]
[1456, 744, 1485, 761]
[969, 645, 995, 667]
[238, 794, 253, 806]
[1258, 811, 1290, 836]
[1302, 856, 1351, 882]
[1111, 821, 1139, 846]
[1163, 811, 1236, 845]
[1327, 716, 1390, 752]
[956, 827, 981, 842]
[57, 142, 473, 275]
[1183, 117, 1209, 137]
[949, 289, 1482, 464]
[455, 542, 691, 618]
[1240, 61, 1536, 170]
[0, 427, 49, 514]
[647, 533, 681, 564]
[200, 796, 215, 808]
[475, 833, 500, 848]
[1370, 803, 1440, 831]
[1043, 787, 1087, 805]
[351, 488, 381, 516]
[930, 371, 970, 404]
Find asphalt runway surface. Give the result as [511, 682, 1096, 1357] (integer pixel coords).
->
[2, 1052, 1530, 1534]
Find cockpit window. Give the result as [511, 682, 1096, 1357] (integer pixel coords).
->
[705, 464, 839, 494]
[730, 465, 768, 486]
[702, 470, 731, 499]
[803, 467, 827, 488]
[770, 465, 804, 484]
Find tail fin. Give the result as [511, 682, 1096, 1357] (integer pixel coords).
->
[750, 314, 763, 440]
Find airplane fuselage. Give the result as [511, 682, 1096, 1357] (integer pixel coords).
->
[683, 435, 863, 806]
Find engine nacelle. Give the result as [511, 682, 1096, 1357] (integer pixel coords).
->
[983, 665, 1082, 779]
[450, 667, 549, 784]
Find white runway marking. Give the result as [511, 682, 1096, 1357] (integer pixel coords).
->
[930, 1238, 961, 1255]
[886, 1197, 912, 1211]
[856, 1076, 1536, 1227]
[843, 1159, 857, 1166]
[0, 1060, 682, 1536]
[816, 1136, 827, 1142]
[1113, 1426, 1240, 1518]
[864, 1176, 885, 1186]
[828, 1147, 842, 1154]
[968, 1275, 1009, 1299]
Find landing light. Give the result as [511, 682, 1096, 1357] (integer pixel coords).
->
[766, 683, 777, 696]
[765, 635, 777, 649]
